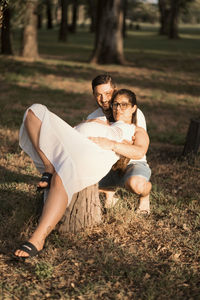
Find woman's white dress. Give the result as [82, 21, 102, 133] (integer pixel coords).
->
[19, 104, 135, 203]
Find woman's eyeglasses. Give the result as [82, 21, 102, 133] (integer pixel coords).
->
[111, 102, 131, 110]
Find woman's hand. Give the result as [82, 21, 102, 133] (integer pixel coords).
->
[88, 137, 114, 150]
[89, 137, 133, 151]
[84, 118, 110, 125]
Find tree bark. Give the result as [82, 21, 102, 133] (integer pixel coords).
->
[70, 0, 78, 33]
[158, 0, 170, 35]
[182, 118, 200, 156]
[90, 0, 125, 65]
[58, 184, 102, 234]
[59, 0, 68, 42]
[168, 0, 180, 39]
[88, 0, 96, 33]
[37, 2, 43, 29]
[21, 0, 39, 60]
[122, 0, 127, 38]
[1, 1, 13, 54]
[46, 0, 53, 29]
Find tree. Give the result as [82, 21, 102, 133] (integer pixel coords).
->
[87, 0, 97, 33]
[1, 0, 13, 54]
[69, 0, 78, 33]
[90, 0, 125, 65]
[46, 0, 53, 29]
[158, 0, 195, 39]
[21, 0, 39, 60]
[168, 0, 181, 39]
[58, 184, 102, 234]
[59, 0, 68, 41]
[182, 118, 200, 157]
[158, 0, 170, 35]
[37, 1, 44, 29]
[122, 0, 128, 38]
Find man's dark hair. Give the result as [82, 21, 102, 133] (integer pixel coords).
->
[92, 74, 116, 92]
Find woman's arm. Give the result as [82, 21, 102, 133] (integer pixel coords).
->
[89, 127, 149, 160]
[79, 118, 110, 126]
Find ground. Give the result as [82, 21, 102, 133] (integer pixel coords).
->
[0, 25, 199, 299]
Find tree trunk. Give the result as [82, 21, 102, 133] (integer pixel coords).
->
[37, 12, 42, 29]
[58, 184, 102, 234]
[122, 0, 127, 38]
[37, 3, 43, 29]
[88, 0, 96, 33]
[158, 0, 170, 35]
[168, 0, 180, 39]
[70, 0, 78, 33]
[59, 0, 68, 42]
[1, 1, 13, 54]
[21, 0, 39, 60]
[90, 0, 125, 65]
[46, 0, 53, 29]
[182, 118, 200, 156]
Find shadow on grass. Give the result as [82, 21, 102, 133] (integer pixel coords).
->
[0, 166, 42, 254]
[2, 225, 199, 299]
[0, 56, 200, 98]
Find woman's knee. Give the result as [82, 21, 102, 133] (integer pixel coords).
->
[26, 104, 45, 123]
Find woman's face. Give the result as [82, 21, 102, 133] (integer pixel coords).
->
[112, 94, 136, 124]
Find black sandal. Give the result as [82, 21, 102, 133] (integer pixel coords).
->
[37, 172, 53, 191]
[14, 241, 40, 260]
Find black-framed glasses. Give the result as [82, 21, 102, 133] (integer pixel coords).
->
[111, 102, 131, 110]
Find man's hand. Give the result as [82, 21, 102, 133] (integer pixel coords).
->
[88, 137, 114, 150]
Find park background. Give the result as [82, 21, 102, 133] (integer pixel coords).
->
[0, 0, 200, 299]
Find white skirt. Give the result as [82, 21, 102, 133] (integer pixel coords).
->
[19, 104, 119, 203]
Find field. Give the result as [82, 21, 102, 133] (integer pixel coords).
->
[0, 25, 200, 299]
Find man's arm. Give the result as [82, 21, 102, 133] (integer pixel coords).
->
[88, 127, 149, 160]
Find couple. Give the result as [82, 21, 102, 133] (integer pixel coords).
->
[14, 74, 151, 259]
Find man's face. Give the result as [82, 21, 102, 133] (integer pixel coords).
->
[93, 83, 114, 111]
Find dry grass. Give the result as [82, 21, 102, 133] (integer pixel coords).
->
[0, 26, 200, 299]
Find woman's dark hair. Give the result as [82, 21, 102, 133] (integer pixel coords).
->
[111, 89, 137, 125]
[92, 74, 116, 92]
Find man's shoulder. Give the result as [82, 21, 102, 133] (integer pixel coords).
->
[87, 108, 105, 120]
[137, 108, 145, 118]
[136, 108, 147, 131]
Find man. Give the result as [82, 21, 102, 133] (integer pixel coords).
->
[87, 74, 151, 214]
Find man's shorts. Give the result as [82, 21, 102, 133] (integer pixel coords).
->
[99, 161, 151, 189]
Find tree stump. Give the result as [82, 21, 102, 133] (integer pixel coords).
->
[182, 118, 200, 156]
[58, 184, 102, 234]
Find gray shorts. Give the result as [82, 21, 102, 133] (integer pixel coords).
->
[99, 161, 151, 189]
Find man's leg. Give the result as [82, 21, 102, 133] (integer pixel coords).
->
[99, 188, 119, 209]
[125, 176, 152, 213]
[99, 169, 120, 208]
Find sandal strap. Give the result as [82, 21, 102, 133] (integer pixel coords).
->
[40, 172, 53, 183]
[19, 242, 38, 257]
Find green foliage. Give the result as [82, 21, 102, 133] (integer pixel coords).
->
[35, 262, 53, 280]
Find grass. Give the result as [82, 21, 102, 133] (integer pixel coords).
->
[0, 24, 200, 299]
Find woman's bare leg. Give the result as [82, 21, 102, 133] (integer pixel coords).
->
[25, 109, 55, 188]
[15, 173, 68, 257]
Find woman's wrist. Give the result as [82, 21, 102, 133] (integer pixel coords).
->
[112, 141, 118, 152]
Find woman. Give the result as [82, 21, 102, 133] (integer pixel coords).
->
[14, 89, 142, 259]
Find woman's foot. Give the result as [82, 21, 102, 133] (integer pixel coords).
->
[14, 238, 44, 259]
[37, 165, 55, 190]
